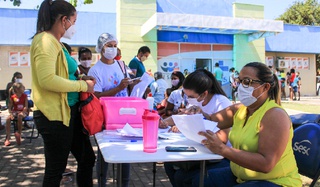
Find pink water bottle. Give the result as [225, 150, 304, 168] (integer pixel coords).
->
[142, 109, 160, 153]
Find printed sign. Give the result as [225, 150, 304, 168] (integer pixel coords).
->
[20, 52, 30, 67]
[9, 52, 19, 67]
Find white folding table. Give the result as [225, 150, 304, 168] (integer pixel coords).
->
[95, 130, 223, 187]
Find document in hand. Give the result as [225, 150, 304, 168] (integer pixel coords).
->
[171, 114, 220, 144]
[130, 72, 154, 98]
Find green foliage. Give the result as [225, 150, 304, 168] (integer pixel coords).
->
[277, 0, 320, 25]
[277, 0, 320, 74]
[3, 0, 93, 7]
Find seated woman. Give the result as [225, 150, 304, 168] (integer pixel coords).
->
[163, 69, 232, 186]
[164, 71, 186, 117]
[193, 62, 302, 186]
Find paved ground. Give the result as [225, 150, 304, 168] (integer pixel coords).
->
[0, 98, 319, 187]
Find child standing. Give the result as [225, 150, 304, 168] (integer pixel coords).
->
[4, 83, 28, 146]
[292, 73, 300, 101]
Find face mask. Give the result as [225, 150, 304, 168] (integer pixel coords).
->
[171, 79, 180, 87]
[187, 97, 204, 107]
[63, 19, 76, 39]
[15, 78, 22, 83]
[80, 60, 92, 68]
[103, 47, 117, 60]
[114, 56, 121, 60]
[237, 84, 265, 106]
[141, 55, 147, 62]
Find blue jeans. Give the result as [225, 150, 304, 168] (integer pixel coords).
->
[96, 149, 130, 187]
[164, 159, 230, 187]
[192, 166, 281, 187]
[34, 104, 96, 187]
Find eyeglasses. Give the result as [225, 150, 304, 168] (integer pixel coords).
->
[239, 78, 263, 88]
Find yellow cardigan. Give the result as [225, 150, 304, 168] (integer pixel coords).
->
[30, 32, 88, 126]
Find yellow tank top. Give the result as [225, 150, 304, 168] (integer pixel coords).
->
[229, 99, 302, 186]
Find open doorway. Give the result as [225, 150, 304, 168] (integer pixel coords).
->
[195, 59, 212, 72]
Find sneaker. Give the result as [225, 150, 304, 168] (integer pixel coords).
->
[14, 132, 21, 145]
[4, 139, 11, 146]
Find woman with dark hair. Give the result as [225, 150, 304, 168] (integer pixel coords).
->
[162, 69, 232, 186]
[30, 0, 96, 186]
[164, 71, 186, 116]
[193, 62, 301, 186]
[78, 47, 93, 75]
[5, 72, 23, 106]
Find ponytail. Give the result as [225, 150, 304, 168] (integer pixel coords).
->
[34, 0, 76, 36]
[202, 70, 227, 97]
[270, 74, 281, 105]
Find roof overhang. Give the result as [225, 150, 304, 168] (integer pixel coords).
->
[141, 13, 284, 42]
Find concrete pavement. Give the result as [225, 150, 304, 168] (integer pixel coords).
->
[0, 97, 319, 187]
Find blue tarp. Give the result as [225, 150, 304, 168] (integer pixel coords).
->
[0, 8, 116, 46]
[265, 24, 320, 54]
[158, 31, 233, 44]
[156, 0, 233, 17]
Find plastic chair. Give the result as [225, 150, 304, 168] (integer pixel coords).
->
[11, 98, 39, 143]
[11, 115, 39, 143]
[292, 122, 320, 187]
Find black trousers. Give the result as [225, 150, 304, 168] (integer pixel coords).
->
[34, 103, 96, 187]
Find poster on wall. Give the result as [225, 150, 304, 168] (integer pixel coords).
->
[71, 52, 78, 63]
[303, 57, 309, 69]
[265, 56, 274, 67]
[297, 58, 303, 69]
[9, 52, 19, 67]
[19, 52, 30, 67]
[278, 57, 290, 68]
[290, 57, 297, 69]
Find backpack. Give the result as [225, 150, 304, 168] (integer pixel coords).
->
[79, 92, 104, 135]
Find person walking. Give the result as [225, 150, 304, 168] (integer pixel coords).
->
[30, 1, 96, 186]
[213, 62, 223, 86]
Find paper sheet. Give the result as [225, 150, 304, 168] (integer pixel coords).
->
[130, 72, 154, 98]
[118, 123, 142, 137]
[172, 114, 219, 144]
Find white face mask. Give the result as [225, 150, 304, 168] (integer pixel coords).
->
[103, 47, 117, 60]
[15, 78, 22, 83]
[237, 83, 265, 106]
[63, 19, 76, 39]
[171, 79, 180, 87]
[187, 97, 204, 107]
[80, 60, 92, 68]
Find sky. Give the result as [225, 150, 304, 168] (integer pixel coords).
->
[0, 0, 301, 20]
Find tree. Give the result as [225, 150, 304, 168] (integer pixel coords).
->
[277, 0, 320, 75]
[1, 0, 93, 7]
[277, 0, 320, 25]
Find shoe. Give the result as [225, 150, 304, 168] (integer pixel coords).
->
[14, 132, 21, 145]
[298, 98, 300, 101]
[4, 139, 10, 146]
